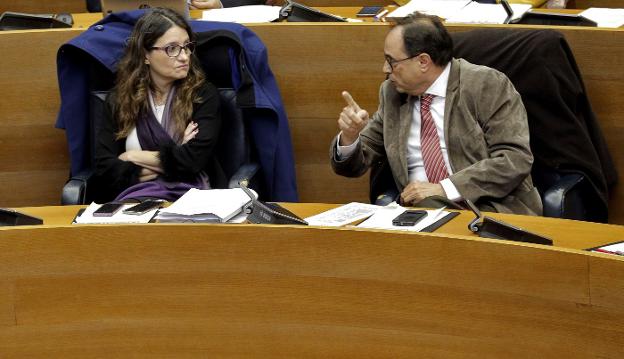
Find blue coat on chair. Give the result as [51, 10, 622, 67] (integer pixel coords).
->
[56, 10, 298, 201]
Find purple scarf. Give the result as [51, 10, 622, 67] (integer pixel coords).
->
[115, 87, 209, 202]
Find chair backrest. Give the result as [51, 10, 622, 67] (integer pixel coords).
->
[452, 28, 615, 221]
[212, 88, 254, 185]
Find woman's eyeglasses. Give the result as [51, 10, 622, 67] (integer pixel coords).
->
[150, 42, 196, 58]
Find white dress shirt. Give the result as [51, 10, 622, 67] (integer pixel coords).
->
[337, 63, 462, 201]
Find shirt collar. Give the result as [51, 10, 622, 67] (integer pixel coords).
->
[423, 62, 451, 98]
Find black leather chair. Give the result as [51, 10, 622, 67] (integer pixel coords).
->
[371, 29, 617, 222]
[61, 88, 261, 204]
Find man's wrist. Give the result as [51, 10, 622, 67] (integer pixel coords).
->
[336, 133, 359, 159]
[338, 132, 358, 146]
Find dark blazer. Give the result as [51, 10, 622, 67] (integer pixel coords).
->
[95, 83, 225, 199]
[452, 29, 616, 221]
[331, 59, 543, 216]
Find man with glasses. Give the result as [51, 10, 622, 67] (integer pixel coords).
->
[330, 12, 542, 215]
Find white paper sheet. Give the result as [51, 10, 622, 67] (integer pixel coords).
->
[580, 8, 624, 28]
[445, 2, 531, 24]
[591, 241, 624, 256]
[201, 5, 282, 23]
[304, 202, 382, 227]
[386, 0, 472, 20]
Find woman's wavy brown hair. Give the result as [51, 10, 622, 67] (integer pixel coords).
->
[112, 7, 205, 140]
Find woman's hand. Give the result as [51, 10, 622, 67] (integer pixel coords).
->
[138, 168, 158, 182]
[118, 150, 137, 162]
[118, 150, 163, 174]
[182, 121, 199, 144]
[189, 0, 223, 9]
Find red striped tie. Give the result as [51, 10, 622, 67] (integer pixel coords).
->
[420, 94, 449, 183]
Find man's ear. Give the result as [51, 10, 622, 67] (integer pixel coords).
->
[418, 53, 433, 71]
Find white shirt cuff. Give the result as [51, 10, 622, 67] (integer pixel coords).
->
[336, 132, 359, 160]
[440, 178, 463, 202]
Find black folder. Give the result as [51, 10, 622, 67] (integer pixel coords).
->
[279, 1, 347, 22]
[0, 11, 73, 30]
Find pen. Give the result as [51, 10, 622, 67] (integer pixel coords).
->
[593, 248, 624, 256]
[375, 9, 389, 22]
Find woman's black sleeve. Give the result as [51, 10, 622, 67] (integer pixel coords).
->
[94, 95, 142, 194]
[159, 83, 222, 181]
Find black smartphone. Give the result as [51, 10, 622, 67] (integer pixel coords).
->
[122, 200, 164, 215]
[93, 202, 124, 217]
[392, 210, 427, 226]
[356, 6, 383, 17]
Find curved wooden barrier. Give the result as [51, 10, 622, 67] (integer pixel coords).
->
[0, 206, 623, 356]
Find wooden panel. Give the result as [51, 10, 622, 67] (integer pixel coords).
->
[0, 279, 14, 327]
[1, 23, 624, 224]
[0, 224, 622, 356]
[0, 29, 79, 207]
[257, 23, 387, 204]
[589, 254, 624, 309]
[0, 0, 86, 14]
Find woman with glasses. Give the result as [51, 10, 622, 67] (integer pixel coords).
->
[95, 7, 223, 201]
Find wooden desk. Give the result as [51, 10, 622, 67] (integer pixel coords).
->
[1, 17, 624, 224]
[0, 204, 623, 356]
[15, 203, 624, 250]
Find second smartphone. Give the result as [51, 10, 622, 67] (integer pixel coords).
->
[392, 210, 427, 226]
[122, 200, 164, 215]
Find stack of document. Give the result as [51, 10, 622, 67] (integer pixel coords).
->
[154, 188, 255, 223]
[387, 0, 472, 20]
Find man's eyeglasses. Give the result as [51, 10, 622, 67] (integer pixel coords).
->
[384, 54, 420, 72]
[150, 42, 196, 58]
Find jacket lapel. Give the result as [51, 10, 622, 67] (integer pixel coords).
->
[396, 98, 413, 188]
[444, 59, 461, 173]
